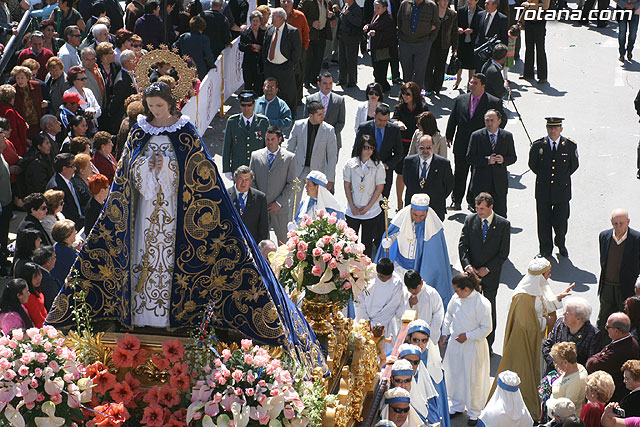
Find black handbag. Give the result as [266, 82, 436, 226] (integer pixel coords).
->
[446, 52, 461, 75]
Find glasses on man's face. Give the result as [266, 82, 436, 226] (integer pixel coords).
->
[418, 146, 433, 151]
[362, 145, 374, 151]
[390, 406, 410, 414]
[263, 85, 276, 90]
[393, 378, 412, 384]
[77, 77, 87, 81]
[605, 324, 617, 330]
[411, 337, 429, 344]
[367, 92, 381, 97]
[406, 359, 420, 366]
[240, 103, 253, 107]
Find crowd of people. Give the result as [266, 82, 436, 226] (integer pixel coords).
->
[0, 0, 638, 425]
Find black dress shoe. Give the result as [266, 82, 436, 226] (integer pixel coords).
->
[449, 412, 462, 418]
[558, 246, 569, 257]
[536, 252, 551, 259]
[468, 419, 478, 426]
[449, 202, 461, 210]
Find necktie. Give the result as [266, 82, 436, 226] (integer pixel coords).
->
[375, 127, 383, 151]
[552, 141, 557, 152]
[482, 219, 489, 242]
[420, 161, 428, 179]
[69, 181, 81, 215]
[269, 28, 278, 61]
[485, 13, 491, 35]
[239, 193, 246, 214]
[322, 94, 329, 112]
[245, 119, 250, 129]
[490, 133, 496, 151]
[268, 152, 275, 169]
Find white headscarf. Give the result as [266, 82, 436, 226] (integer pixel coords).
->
[513, 257, 558, 315]
[391, 194, 443, 260]
[297, 170, 343, 220]
[479, 371, 533, 427]
[380, 387, 412, 421]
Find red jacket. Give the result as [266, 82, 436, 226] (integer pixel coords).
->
[92, 152, 117, 183]
[0, 103, 28, 157]
[17, 48, 55, 81]
[24, 292, 47, 328]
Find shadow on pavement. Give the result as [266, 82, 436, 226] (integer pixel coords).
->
[500, 258, 525, 290]
[549, 255, 597, 288]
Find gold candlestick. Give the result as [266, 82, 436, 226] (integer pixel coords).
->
[381, 197, 390, 257]
[291, 177, 302, 223]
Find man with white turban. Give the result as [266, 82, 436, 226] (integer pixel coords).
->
[407, 319, 450, 427]
[489, 257, 574, 421]
[391, 359, 415, 392]
[294, 170, 345, 222]
[375, 193, 454, 307]
[478, 370, 533, 427]
[380, 387, 421, 427]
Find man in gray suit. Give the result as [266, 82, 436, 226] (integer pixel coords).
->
[80, 47, 105, 109]
[284, 100, 338, 191]
[250, 126, 296, 244]
[303, 72, 346, 152]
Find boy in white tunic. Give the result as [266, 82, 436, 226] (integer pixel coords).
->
[440, 273, 492, 423]
[403, 269, 444, 345]
[355, 258, 405, 353]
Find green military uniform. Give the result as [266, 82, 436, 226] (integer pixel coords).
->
[528, 118, 579, 257]
[222, 113, 270, 173]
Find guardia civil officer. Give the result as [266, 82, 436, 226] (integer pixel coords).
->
[528, 117, 579, 258]
[222, 91, 270, 179]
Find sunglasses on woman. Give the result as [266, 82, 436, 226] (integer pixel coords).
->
[393, 378, 412, 384]
[390, 406, 410, 414]
[362, 145, 375, 151]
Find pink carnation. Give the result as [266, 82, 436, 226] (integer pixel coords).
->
[322, 253, 332, 263]
[18, 365, 28, 377]
[297, 241, 308, 252]
[11, 330, 23, 341]
[20, 353, 33, 365]
[256, 393, 267, 405]
[245, 387, 255, 397]
[36, 353, 47, 364]
[244, 354, 254, 365]
[344, 282, 352, 290]
[328, 259, 338, 269]
[284, 406, 295, 419]
[316, 209, 326, 217]
[322, 236, 332, 244]
[0, 348, 10, 358]
[311, 265, 322, 277]
[296, 251, 306, 261]
[222, 349, 232, 359]
[246, 371, 255, 383]
[315, 240, 324, 248]
[51, 394, 62, 404]
[231, 369, 243, 382]
[327, 215, 337, 225]
[241, 339, 252, 350]
[287, 230, 297, 238]
[312, 248, 323, 257]
[43, 342, 52, 352]
[337, 219, 347, 230]
[0, 358, 11, 370]
[30, 333, 43, 345]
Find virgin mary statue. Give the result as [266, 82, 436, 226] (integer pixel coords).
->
[46, 82, 326, 373]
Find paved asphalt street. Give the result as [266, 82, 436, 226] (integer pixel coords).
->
[201, 5, 640, 424]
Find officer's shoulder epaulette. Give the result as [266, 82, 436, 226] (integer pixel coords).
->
[256, 113, 269, 121]
[532, 137, 546, 145]
[566, 137, 577, 145]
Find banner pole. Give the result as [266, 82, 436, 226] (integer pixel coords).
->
[219, 54, 225, 117]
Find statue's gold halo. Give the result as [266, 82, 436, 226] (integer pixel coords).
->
[134, 47, 196, 103]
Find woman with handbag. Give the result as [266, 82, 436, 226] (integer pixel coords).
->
[364, 0, 396, 92]
[424, 0, 458, 95]
[455, 0, 482, 90]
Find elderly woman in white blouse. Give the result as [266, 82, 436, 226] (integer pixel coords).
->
[354, 82, 384, 133]
[343, 134, 385, 257]
[64, 65, 101, 130]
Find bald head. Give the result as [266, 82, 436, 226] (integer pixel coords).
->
[606, 312, 631, 339]
[611, 208, 630, 238]
[418, 135, 434, 159]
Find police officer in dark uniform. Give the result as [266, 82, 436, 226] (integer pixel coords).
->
[222, 91, 270, 179]
[528, 117, 579, 258]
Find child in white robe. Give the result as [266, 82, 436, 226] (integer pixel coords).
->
[440, 273, 492, 424]
[403, 269, 444, 345]
[355, 258, 405, 353]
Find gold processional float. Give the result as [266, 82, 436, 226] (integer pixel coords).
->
[54, 48, 430, 427]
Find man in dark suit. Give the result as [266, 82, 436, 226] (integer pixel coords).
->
[446, 73, 506, 211]
[475, 0, 508, 47]
[480, 44, 508, 99]
[33, 245, 61, 311]
[201, 0, 232, 59]
[528, 117, 579, 258]
[107, 50, 138, 134]
[303, 72, 346, 152]
[402, 134, 454, 221]
[46, 153, 85, 230]
[354, 103, 404, 198]
[228, 166, 269, 244]
[596, 209, 640, 333]
[458, 192, 511, 349]
[39, 114, 63, 159]
[262, 8, 302, 115]
[586, 312, 640, 402]
[466, 109, 516, 217]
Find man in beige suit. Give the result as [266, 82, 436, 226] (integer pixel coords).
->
[250, 126, 296, 244]
[284, 100, 338, 191]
